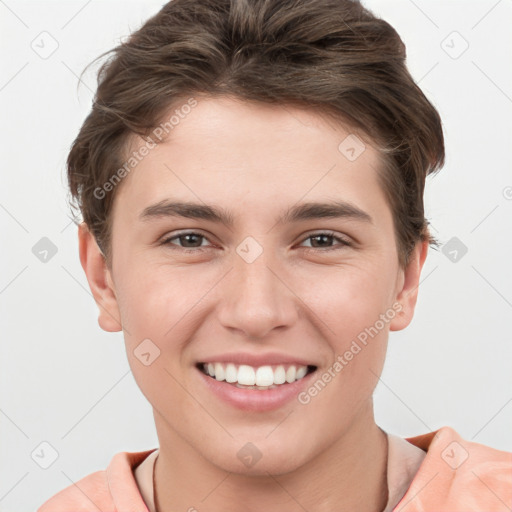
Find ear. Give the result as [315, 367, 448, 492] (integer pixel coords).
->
[78, 223, 122, 332]
[389, 239, 429, 331]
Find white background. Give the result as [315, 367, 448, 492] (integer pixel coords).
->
[0, 0, 511, 510]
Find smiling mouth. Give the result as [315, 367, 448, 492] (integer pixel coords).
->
[196, 362, 317, 390]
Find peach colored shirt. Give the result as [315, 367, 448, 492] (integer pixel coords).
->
[37, 426, 512, 511]
[133, 431, 426, 512]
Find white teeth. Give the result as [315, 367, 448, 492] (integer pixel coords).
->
[285, 366, 296, 383]
[255, 366, 274, 387]
[200, 362, 313, 387]
[225, 363, 237, 383]
[214, 362, 225, 381]
[235, 383, 277, 390]
[274, 365, 286, 384]
[296, 366, 308, 380]
[237, 365, 256, 385]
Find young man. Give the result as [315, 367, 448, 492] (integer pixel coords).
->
[39, 0, 511, 510]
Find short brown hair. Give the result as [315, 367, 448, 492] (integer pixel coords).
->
[67, 0, 445, 269]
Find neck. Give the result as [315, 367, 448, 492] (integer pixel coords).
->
[153, 404, 389, 512]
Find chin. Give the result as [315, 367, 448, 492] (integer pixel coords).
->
[207, 436, 312, 477]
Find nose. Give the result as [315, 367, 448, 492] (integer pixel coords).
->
[216, 247, 299, 340]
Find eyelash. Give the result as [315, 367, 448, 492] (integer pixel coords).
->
[159, 230, 352, 254]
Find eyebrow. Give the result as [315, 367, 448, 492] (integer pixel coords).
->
[139, 199, 373, 226]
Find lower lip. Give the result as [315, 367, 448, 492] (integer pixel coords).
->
[196, 366, 317, 412]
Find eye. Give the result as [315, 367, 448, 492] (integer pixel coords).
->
[298, 231, 351, 251]
[160, 231, 213, 252]
[160, 230, 351, 253]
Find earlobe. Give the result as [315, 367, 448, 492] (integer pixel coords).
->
[389, 239, 429, 332]
[78, 223, 122, 332]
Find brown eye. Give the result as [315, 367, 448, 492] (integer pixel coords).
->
[161, 231, 211, 251]
[299, 232, 351, 251]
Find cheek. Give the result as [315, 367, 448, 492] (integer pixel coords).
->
[302, 264, 396, 340]
[299, 277, 391, 418]
[114, 269, 197, 411]
[303, 266, 393, 393]
[115, 247, 396, 359]
[115, 264, 200, 334]
[114, 262, 221, 382]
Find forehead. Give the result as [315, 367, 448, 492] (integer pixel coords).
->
[113, 96, 389, 225]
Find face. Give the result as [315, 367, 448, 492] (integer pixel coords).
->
[80, 96, 426, 475]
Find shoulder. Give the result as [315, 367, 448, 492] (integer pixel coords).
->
[37, 449, 156, 512]
[37, 470, 114, 512]
[395, 426, 512, 511]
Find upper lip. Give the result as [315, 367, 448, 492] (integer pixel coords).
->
[197, 352, 317, 368]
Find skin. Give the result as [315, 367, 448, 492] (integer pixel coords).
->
[79, 96, 428, 511]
